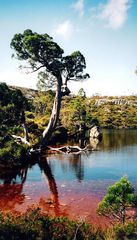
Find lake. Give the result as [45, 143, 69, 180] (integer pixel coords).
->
[1, 129, 137, 227]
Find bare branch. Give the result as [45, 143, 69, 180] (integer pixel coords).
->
[11, 135, 31, 146]
[30, 65, 45, 73]
[47, 144, 90, 153]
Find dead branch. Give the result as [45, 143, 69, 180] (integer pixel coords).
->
[11, 135, 31, 146]
[73, 222, 83, 240]
[47, 144, 90, 154]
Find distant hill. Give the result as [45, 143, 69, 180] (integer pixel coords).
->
[9, 85, 39, 100]
[9, 85, 137, 103]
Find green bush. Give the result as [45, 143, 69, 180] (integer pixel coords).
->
[0, 138, 27, 167]
[106, 222, 137, 240]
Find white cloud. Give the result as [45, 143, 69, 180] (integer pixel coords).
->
[53, 20, 73, 40]
[73, 0, 84, 17]
[99, 0, 132, 29]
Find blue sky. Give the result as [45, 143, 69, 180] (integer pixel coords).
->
[0, 0, 137, 96]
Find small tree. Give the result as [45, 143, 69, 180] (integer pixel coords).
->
[78, 88, 86, 98]
[97, 177, 137, 224]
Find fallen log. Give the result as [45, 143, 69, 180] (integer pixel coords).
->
[47, 145, 90, 153]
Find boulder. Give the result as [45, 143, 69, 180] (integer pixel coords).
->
[90, 125, 102, 140]
[90, 137, 99, 150]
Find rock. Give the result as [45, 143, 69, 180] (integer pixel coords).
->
[90, 138, 99, 150]
[95, 98, 137, 107]
[90, 125, 102, 140]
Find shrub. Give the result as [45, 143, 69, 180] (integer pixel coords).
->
[106, 221, 137, 240]
[0, 208, 104, 240]
[97, 177, 137, 224]
[0, 138, 27, 167]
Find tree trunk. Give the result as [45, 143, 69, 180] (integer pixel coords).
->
[121, 206, 126, 224]
[23, 122, 29, 142]
[22, 110, 29, 142]
[41, 76, 62, 147]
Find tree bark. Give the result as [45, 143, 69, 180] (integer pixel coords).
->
[23, 122, 29, 142]
[22, 110, 29, 142]
[41, 75, 62, 147]
[122, 206, 126, 224]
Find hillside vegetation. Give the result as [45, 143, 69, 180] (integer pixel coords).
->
[10, 86, 137, 135]
[87, 95, 137, 129]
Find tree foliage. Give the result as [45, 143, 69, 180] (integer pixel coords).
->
[97, 177, 137, 224]
[0, 83, 29, 132]
[0, 83, 29, 165]
[11, 29, 89, 85]
[61, 96, 92, 135]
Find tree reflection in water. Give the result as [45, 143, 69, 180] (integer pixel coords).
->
[100, 129, 137, 150]
[0, 157, 62, 216]
[38, 156, 60, 215]
[68, 154, 84, 182]
[0, 168, 27, 212]
[48, 151, 85, 182]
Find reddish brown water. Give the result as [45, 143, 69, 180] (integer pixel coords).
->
[0, 179, 109, 228]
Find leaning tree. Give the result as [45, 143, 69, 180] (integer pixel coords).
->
[10, 29, 89, 147]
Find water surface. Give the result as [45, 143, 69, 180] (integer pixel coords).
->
[1, 129, 137, 226]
